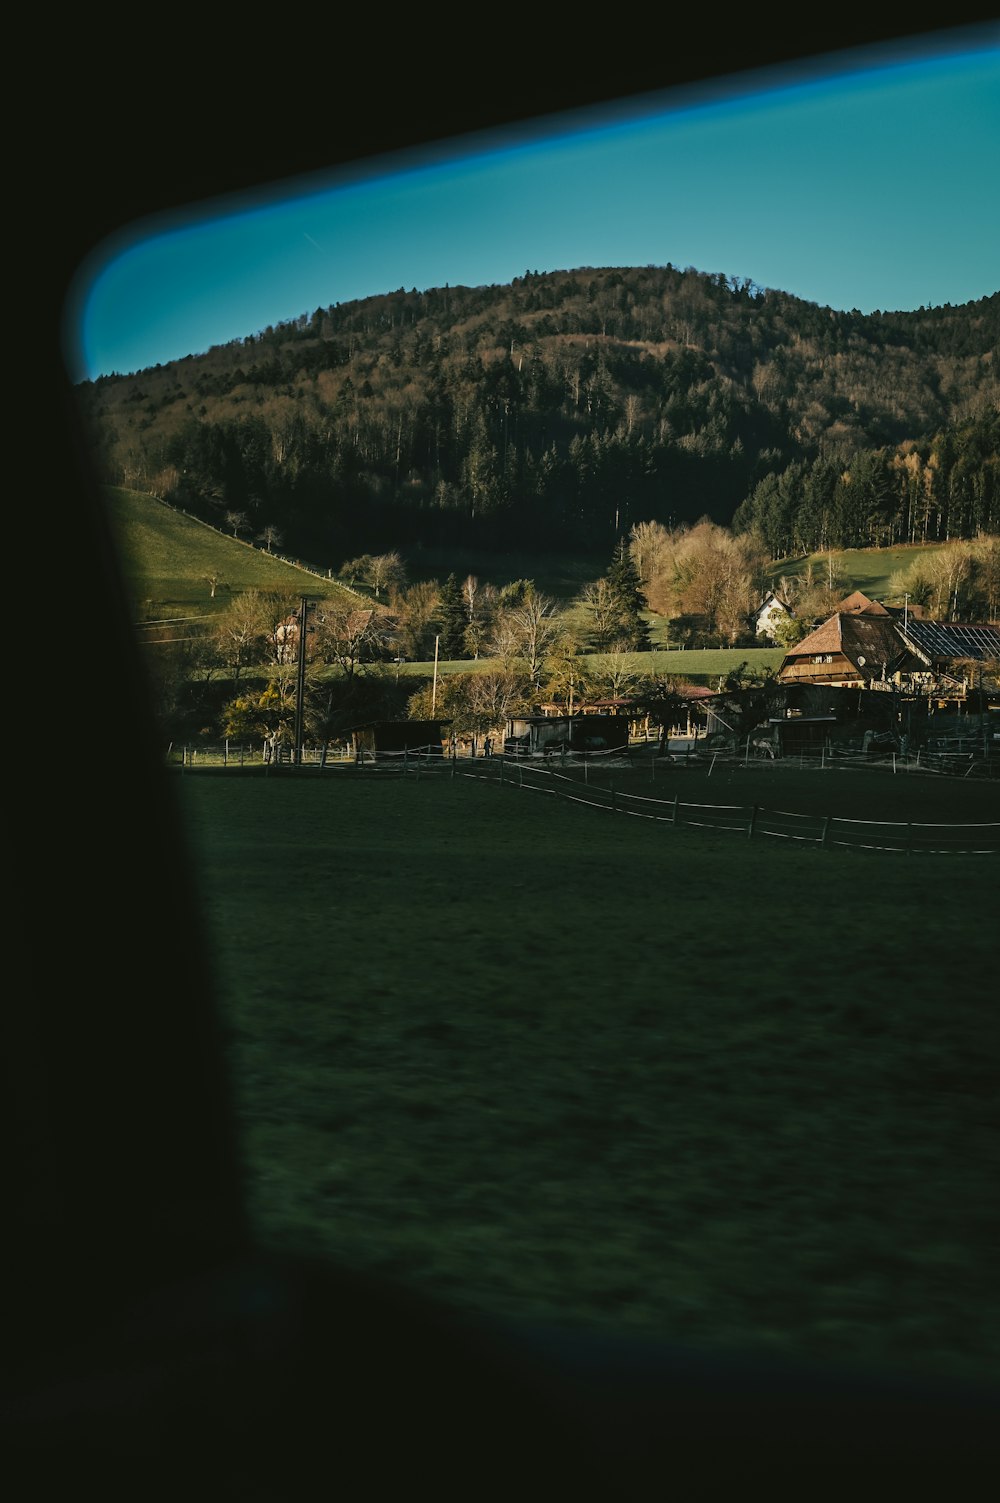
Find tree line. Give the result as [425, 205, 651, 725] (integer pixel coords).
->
[141, 537, 698, 749]
[142, 514, 1000, 752]
[77, 266, 998, 567]
[733, 412, 999, 555]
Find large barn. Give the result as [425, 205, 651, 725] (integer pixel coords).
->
[776, 613, 922, 690]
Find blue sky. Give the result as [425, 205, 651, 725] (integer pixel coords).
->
[65, 25, 999, 385]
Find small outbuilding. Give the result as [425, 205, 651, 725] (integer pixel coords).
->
[504, 713, 630, 756]
[348, 719, 450, 760]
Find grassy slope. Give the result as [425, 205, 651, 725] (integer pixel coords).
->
[110, 485, 956, 623]
[108, 488, 959, 687]
[768, 544, 951, 602]
[176, 768, 1000, 1387]
[105, 487, 353, 617]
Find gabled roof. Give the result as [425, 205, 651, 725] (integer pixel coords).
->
[778, 613, 915, 678]
[833, 590, 891, 616]
[750, 591, 792, 618]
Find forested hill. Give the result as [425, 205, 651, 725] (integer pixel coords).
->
[76, 265, 998, 568]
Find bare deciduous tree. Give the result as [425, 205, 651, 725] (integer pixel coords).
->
[213, 588, 272, 683]
[312, 600, 391, 677]
[224, 510, 250, 539]
[257, 524, 284, 554]
[389, 579, 440, 660]
[491, 589, 559, 682]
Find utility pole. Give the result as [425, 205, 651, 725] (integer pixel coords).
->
[431, 635, 440, 716]
[293, 596, 319, 764]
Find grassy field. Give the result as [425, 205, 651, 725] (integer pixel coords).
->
[104, 487, 785, 684]
[104, 487, 349, 617]
[393, 644, 785, 684]
[106, 485, 957, 633]
[768, 544, 948, 601]
[174, 765, 1000, 1389]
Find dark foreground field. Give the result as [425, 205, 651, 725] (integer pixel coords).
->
[175, 765, 1000, 1388]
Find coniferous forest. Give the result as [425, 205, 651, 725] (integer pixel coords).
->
[75, 265, 998, 569]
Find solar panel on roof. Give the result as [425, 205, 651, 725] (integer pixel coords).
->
[903, 621, 1000, 660]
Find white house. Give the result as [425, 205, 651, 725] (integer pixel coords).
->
[749, 591, 794, 641]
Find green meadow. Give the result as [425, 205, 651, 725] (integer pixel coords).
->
[768, 544, 947, 601]
[392, 644, 785, 684]
[104, 487, 350, 617]
[175, 764, 1000, 1389]
[107, 485, 956, 658]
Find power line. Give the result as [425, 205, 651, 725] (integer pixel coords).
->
[136, 635, 208, 645]
[134, 615, 213, 627]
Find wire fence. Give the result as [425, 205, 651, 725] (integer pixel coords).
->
[166, 739, 999, 852]
[455, 757, 1000, 856]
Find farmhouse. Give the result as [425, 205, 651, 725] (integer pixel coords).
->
[776, 612, 923, 690]
[749, 591, 794, 641]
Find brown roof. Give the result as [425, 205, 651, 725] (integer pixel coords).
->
[778, 613, 915, 679]
[833, 590, 890, 616]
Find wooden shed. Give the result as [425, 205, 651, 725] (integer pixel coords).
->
[349, 719, 449, 760]
[504, 713, 630, 756]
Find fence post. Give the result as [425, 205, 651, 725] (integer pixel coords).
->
[747, 804, 758, 840]
[906, 822, 913, 855]
[500, 756, 505, 785]
[821, 816, 831, 848]
[611, 785, 617, 814]
[672, 794, 680, 825]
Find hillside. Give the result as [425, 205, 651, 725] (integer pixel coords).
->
[105, 487, 358, 618]
[76, 267, 998, 571]
[107, 485, 974, 666]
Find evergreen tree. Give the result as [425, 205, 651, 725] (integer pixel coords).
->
[603, 539, 652, 650]
[438, 573, 468, 658]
